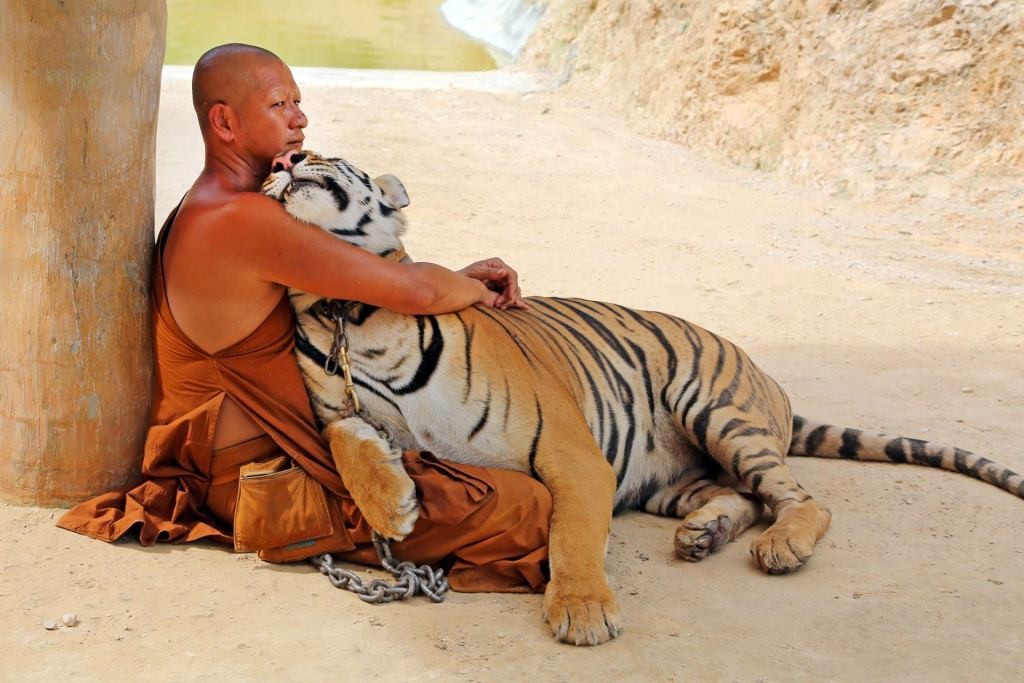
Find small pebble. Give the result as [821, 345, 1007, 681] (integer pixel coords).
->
[42, 619, 58, 631]
[961, 387, 974, 394]
[61, 613, 79, 628]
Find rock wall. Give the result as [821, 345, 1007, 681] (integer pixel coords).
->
[521, 0, 1023, 201]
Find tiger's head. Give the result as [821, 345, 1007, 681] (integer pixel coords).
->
[261, 150, 409, 260]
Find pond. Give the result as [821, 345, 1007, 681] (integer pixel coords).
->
[165, 0, 498, 71]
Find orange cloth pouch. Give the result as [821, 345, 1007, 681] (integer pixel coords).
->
[258, 490, 355, 563]
[233, 456, 333, 553]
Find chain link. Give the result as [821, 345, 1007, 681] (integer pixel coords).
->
[310, 533, 450, 604]
[323, 301, 362, 413]
[313, 300, 448, 604]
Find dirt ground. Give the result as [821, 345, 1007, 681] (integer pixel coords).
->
[2, 68, 1022, 681]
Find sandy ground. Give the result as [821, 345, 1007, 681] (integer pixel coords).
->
[2, 68, 1023, 681]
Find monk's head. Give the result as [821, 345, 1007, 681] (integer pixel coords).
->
[192, 43, 307, 169]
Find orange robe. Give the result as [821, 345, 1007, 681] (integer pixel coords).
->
[57, 204, 550, 593]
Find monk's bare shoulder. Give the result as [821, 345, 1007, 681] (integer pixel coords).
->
[176, 191, 291, 248]
[173, 186, 398, 295]
[217, 191, 285, 217]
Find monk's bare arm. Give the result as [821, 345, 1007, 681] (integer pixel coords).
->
[403, 253, 527, 310]
[215, 194, 495, 314]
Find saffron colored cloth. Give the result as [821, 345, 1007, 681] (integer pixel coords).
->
[57, 203, 550, 593]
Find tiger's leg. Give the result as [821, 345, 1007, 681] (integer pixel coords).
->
[707, 433, 831, 574]
[644, 474, 762, 561]
[534, 418, 623, 646]
[322, 417, 419, 541]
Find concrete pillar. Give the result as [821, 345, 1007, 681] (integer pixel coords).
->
[0, 1, 167, 505]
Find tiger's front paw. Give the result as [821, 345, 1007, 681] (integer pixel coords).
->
[542, 580, 623, 646]
[357, 470, 419, 542]
[324, 417, 420, 541]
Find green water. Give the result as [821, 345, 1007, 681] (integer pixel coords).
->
[166, 0, 497, 71]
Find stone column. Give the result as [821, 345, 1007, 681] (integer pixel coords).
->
[0, 1, 167, 505]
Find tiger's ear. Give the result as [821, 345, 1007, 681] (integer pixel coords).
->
[374, 174, 410, 209]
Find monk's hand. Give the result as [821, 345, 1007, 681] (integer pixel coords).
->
[458, 257, 528, 310]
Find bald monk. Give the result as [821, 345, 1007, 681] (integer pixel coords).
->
[58, 43, 551, 593]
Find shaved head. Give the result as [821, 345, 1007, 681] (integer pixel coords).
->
[190, 43, 307, 176]
[192, 43, 283, 134]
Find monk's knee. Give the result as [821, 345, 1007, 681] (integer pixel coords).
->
[498, 472, 551, 548]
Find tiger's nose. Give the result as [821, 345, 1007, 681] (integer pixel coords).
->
[271, 151, 307, 173]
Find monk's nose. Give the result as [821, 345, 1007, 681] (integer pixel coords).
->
[271, 151, 307, 173]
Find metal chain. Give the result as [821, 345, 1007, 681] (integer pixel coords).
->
[313, 301, 449, 604]
[310, 532, 450, 604]
[323, 301, 362, 414]
[321, 302, 396, 442]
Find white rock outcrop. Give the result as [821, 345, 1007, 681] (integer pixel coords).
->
[522, 0, 1023, 202]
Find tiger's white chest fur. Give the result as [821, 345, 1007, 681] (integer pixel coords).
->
[292, 306, 529, 471]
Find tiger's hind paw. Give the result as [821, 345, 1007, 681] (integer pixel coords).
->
[675, 514, 733, 562]
[750, 501, 831, 574]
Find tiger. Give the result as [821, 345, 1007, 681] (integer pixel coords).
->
[262, 150, 1024, 647]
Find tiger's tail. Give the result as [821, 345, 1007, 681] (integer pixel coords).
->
[788, 415, 1024, 499]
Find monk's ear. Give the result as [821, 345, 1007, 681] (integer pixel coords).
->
[374, 174, 410, 209]
[208, 103, 235, 142]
